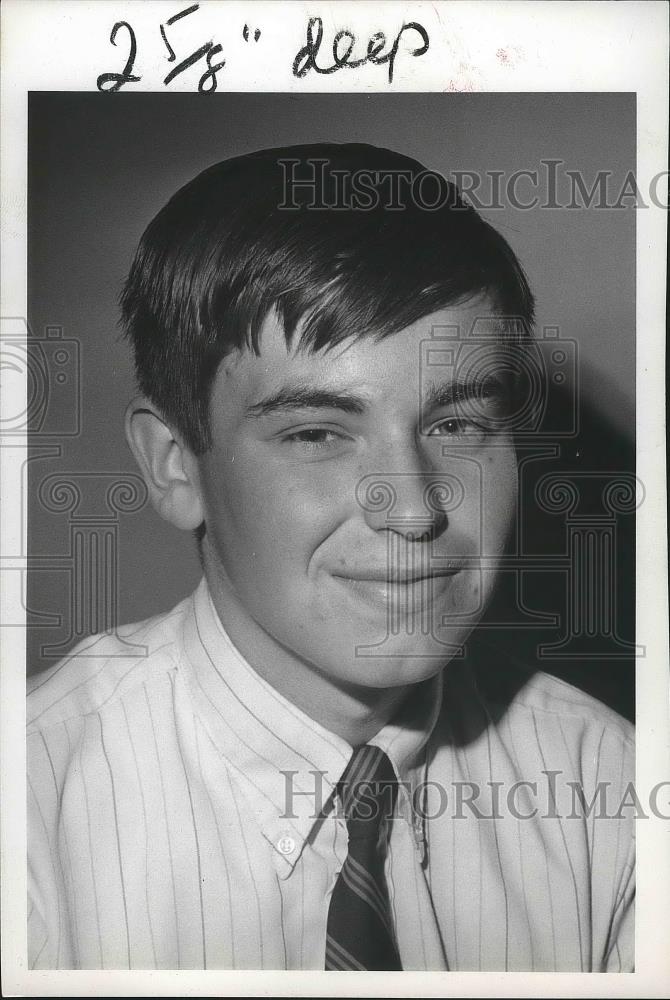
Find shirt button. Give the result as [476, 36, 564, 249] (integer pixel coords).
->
[277, 835, 296, 855]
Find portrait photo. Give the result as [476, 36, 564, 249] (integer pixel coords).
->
[26, 87, 637, 965]
[2, 2, 668, 996]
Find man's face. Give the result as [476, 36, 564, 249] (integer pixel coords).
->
[196, 298, 517, 695]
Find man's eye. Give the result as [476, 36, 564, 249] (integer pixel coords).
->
[429, 417, 479, 437]
[283, 428, 343, 450]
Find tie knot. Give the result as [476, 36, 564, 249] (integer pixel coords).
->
[337, 745, 398, 836]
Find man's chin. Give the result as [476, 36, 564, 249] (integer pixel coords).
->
[318, 632, 473, 689]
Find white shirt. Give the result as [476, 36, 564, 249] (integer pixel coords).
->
[28, 578, 634, 971]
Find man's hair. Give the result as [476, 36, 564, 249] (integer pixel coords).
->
[121, 142, 535, 453]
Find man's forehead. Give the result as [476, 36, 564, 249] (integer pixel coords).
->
[219, 358, 510, 424]
[214, 302, 509, 402]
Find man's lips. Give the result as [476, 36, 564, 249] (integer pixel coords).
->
[329, 566, 465, 611]
[330, 565, 464, 583]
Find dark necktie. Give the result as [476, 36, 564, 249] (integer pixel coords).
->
[325, 744, 403, 971]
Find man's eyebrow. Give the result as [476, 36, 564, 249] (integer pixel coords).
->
[246, 385, 369, 418]
[425, 374, 508, 409]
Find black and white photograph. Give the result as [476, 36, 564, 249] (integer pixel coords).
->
[1, 1, 668, 995]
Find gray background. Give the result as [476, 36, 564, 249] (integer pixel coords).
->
[28, 92, 635, 693]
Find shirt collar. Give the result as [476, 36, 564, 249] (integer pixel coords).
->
[179, 578, 443, 877]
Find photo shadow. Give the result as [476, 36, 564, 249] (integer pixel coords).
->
[477, 376, 636, 723]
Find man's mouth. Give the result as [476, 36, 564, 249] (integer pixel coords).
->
[330, 566, 464, 612]
[333, 566, 463, 583]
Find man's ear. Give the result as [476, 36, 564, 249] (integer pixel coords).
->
[125, 396, 204, 531]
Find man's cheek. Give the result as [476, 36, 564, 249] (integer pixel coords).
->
[480, 454, 517, 553]
[207, 467, 279, 534]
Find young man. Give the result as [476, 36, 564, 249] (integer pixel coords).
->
[27, 143, 634, 971]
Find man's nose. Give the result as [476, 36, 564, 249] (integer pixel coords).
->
[356, 446, 456, 541]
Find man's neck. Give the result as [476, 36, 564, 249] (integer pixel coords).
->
[204, 570, 413, 746]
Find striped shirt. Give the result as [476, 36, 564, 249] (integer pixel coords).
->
[27, 578, 635, 971]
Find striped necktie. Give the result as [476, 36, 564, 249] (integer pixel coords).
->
[325, 744, 402, 971]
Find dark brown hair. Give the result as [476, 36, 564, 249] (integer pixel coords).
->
[121, 142, 535, 452]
